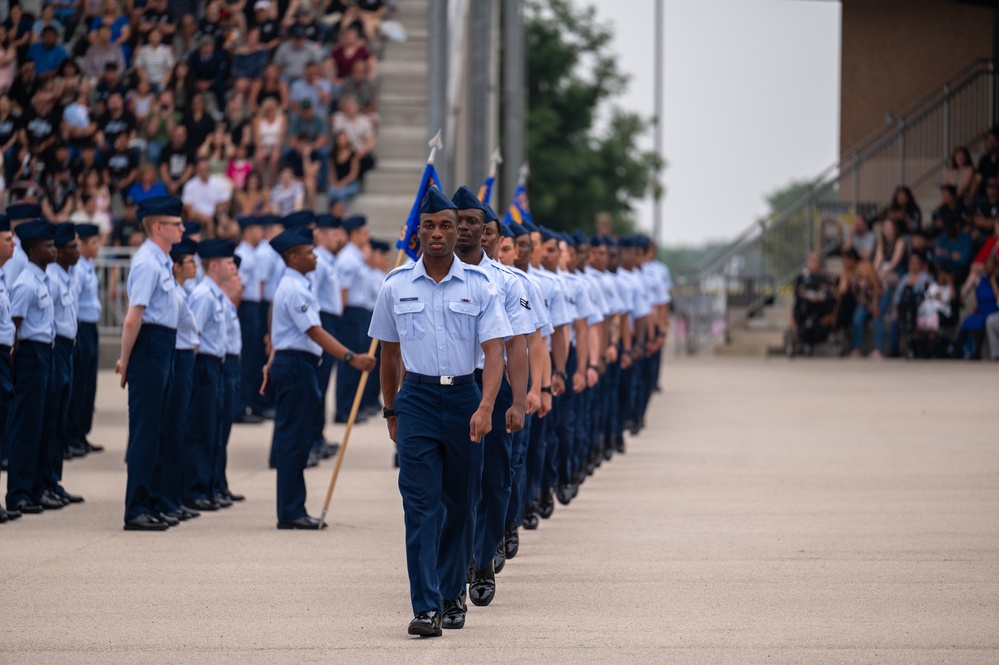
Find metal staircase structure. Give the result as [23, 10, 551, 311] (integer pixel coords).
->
[674, 58, 998, 355]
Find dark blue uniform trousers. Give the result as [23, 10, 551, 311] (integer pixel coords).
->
[395, 379, 482, 615]
[239, 301, 267, 416]
[152, 348, 194, 514]
[523, 407, 549, 511]
[472, 375, 513, 566]
[69, 321, 98, 447]
[46, 336, 74, 492]
[551, 346, 577, 488]
[184, 354, 223, 502]
[124, 325, 175, 522]
[213, 354, 239, 495]
[0, 347, 12, 467]
[617, 363, 634, 438]
[271, 350, 321, 522]
[602, 359, 620, 446]
[5, 340, 52, 507]
[506, 419, 531, 526]
[334, 306, 369, 421]
[314, 311, 340, 447]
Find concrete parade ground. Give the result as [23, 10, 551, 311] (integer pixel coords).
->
[1, 357, 997, 664]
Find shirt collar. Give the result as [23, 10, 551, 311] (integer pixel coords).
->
[287, 268, 313, 289]
[412, 255, 466, 285]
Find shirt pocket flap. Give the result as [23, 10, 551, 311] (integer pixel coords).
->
[394, 301, 426, 315]
[448, 301, 480, 316]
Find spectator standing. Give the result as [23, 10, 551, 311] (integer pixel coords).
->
[253, 97, 285, 186]
[133, 27, 175, 90]
[26, 26, 68, 78]
[327, 128, 360, 205]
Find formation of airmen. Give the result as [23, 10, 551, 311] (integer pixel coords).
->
[0, 187, 674, 641]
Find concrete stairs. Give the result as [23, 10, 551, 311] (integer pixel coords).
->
[348, 1, 430, 244]
[713, 297, 792, 358]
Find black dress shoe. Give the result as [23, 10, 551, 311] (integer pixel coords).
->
[441, 598, 466, 629]
[614, 435, 625, 454]
[504, 521, 519, 560]
[469, 560, 495, 606]
[256, 408, 276, 420]
[185, 498, 220, 512]
[408, 610, 442, 637]
[167, 509, 190, 522]
[124, 514, 170, 531]
[492, 539, 506, 574]
[522, 510, 539, 530]
[38, 492, 66, 510]
[13, 500, 43, 515]
[6, 508, 21, 520]
[602, 442, 614, 461]
[156, 512, 180, 527]
[0, 508, 7, 523]
[320, 442, 340, 459]
[68, 444, 88, 458]
[234, 413, 265, 424]
[306, 449, 320, 468]
[214, 493, 233, 508]
[538, 489, 555, 519]
[56, 489, 85, 504]
[276, 515, 326, 530]
[222, 489, 245, 502]
[84, 441, 105, 453]
[555, 483, 574, 506]
[180, 506, 201, 519]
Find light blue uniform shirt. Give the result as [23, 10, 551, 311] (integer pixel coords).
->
[527, 265, 574, 328]
[236, 241, 261, 303]
[225, 297, 241, 355]
[46, 263, 79, 339]
[368, 256, 512, 377]
[74, 257, 102, 323]
[10, 263, 55, 343]
[188, 277, 229, 358]
[465, 252, 532, 371]
[0, 271, 16, 346]
[128, 240, 181, 329]
[507, 263, 553, 337]
[580, 267, 611, 318]
[2, 239, 27, 286]
[618, 268, 652, 322]
[335, 242, 371, 309]
[641, 262, 670, 306]
[310, 246, 344, 315]
[364, 265, 386, 305]
[175, 280, 198, 350]
[650, 260, 674, 304]
[255, 240, 285, 303]
[271, 269, 322, 356]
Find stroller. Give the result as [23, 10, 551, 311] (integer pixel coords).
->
[786, 273, 837, 357]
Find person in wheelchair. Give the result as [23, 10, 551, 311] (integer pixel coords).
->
[787, 251, 838, 356]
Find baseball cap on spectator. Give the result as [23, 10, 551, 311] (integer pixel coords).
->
[254, 0, 271, 10]
[198, 35, 214, 49]
[300, 98, 313, 110]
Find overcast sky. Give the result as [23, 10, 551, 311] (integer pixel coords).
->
[574, 0, 842, 247]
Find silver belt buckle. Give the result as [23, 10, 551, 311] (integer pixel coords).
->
[440, 375, 455, 386]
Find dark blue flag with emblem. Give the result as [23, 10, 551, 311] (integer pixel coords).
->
[502, 182, 533, 227]
[396, 162, 443, 261]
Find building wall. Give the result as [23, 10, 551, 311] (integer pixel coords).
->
[840, 0, 994, 155]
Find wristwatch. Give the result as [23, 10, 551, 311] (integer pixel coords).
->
[344, 351, 354, 363]
[553, 369, 568, 381]
[588, 364, 600, 372]
[540, 386, 553, 394]
[382, 408, 396, 419]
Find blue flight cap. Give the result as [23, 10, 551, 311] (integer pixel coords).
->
[507, 223, 530, 238]
[482, 203, 500, 224]
[343, 215, 368, 232]
[0, 215, 9, 233]
[6, 203, 42, 221]
[520, 219, 539, 234]
[197, 238, 237, 259]
[571, 230, 590, 246]
[76, 223, 100, 239]
[316, 214, 343, 229]
[560, 232, 576, 247]
[420, 188, 457, 214]
[237, 216, 263, 229]
[636, 235, 652, 250]
[171, 238, 198, 256]
[282, 210, 315, 229]
[500, 224, 516, 239]
[259, 214, 282, 227]
[14, 219, 57, 242]
[590, 235, 606, 247]
[618, 236, 635, 248]
[138, 196, 183, 220]
[183, 221, 201, 237]
[603, 235, 618, 248]
[233, 254, 242, 269]
[270, 227, 314, 255]
[539, 226, 560, 243]
[371, 239, 390, 252]
[451, 186, 486, 212]
[54, 223, 77, 247]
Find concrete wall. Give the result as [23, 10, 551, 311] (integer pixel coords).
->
[840, 0, 995, 155]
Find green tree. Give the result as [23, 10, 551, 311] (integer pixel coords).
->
[524, 0, 659, 233]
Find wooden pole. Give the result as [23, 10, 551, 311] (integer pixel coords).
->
[318, 131, 443, 528]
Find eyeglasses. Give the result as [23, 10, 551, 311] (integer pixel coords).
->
[157, 221, 184, 227]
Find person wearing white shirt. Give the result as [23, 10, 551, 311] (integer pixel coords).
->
[181, 159, 232, 235]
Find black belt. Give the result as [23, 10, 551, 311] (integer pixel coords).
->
[275, 349, 322, 365]
[225, 353, 239, 360]
[55, 335, 75, 346]
[175, 348, 195, 356]
[0, 344, 11, 354]
[196, 353, 225, 363]
[141, 323, 177, 334]
[405, 372, 474, 386]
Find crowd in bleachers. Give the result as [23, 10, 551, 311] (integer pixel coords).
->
[788, 130, 999, 360]
[0, 0, 391, 246]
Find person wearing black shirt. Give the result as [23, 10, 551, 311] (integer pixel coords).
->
[10, 61, 39, 113]
[71, 144, 102, 183]
[93, 65, 129, 117]
[788, 252, 837, 354]
[187, 37, 228, 114]
[96, 93, 137, 154]
[104, 133, 139, 198]
[19, 92, 61, 160]
[182, 93, 216, 152]
[250, 1, 281, 50]
[159, 125, 196, 195]
[139, 0, 177, 39]
[973, 129, 999, 203]
[43, 161, 77, 222]
[0, 94, 19, 184]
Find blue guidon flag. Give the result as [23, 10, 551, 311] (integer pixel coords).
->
[477, 173, 495, 206]
[502, 183, 533, 226]
[397, 162, 443, 260]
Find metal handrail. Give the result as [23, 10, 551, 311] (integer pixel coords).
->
[676, 58, 997, 353]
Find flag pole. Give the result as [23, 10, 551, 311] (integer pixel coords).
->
[318, 130, 444, 528]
